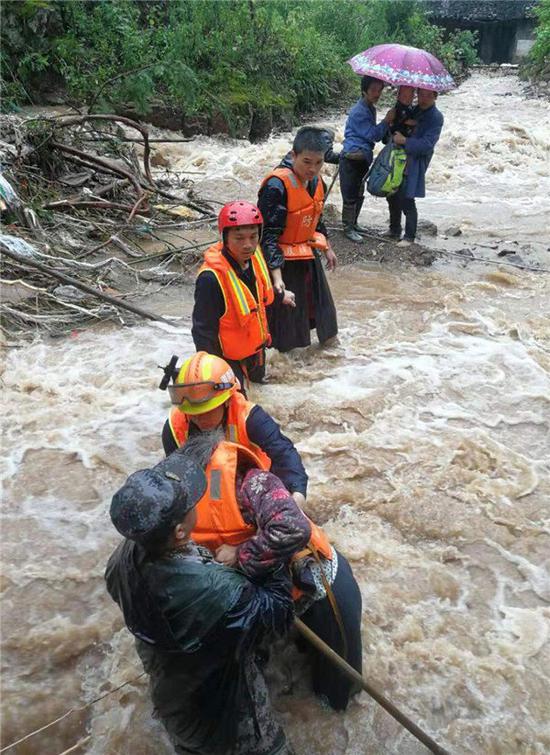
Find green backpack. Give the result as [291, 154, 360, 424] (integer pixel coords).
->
[367, 143, 407, 197]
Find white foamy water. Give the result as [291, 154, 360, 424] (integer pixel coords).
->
[2, 72, 550, 754]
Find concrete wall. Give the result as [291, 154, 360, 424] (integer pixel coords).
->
[512, 19, 536, 62]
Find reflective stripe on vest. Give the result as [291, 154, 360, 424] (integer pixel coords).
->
[191, 441, 333, 601]
[261, 167, 326, 261]
[192, 442, 261, 550]
[169, 391, 272, 470]
[198, 243, 274, 360]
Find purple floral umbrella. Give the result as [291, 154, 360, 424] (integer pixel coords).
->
[348, 43, 455, 92]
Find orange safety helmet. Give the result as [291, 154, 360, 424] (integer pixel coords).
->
[168, 352, 240, 415]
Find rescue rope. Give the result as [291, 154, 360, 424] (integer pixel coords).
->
[3, 629, 449, 753]
[433, 247, 550, 274]
[309, 544, 348, 660]
[56, 735, 91, 755]
[294, 618, 450, 755]
[0, 672, 145, 753]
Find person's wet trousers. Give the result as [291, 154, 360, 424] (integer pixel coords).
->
[386, 182, 418, 241]
[299, 552, 363, 711]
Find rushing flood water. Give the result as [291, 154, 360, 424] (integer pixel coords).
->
[1, 72, 549, 754]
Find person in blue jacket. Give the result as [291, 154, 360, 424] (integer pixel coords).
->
[340, 76, 395, 243]
[390, 88, 444, 246]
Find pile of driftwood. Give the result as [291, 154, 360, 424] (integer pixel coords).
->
[0, 112, 218, 339]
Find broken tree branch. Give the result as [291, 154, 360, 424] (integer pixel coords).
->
[0, 247, 170, 324]
[43, 200, 135, 213]
[53, 113, 154, 184]
[50, 140, 144, 202]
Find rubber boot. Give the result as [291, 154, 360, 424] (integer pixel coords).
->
[354, 197, 369, 235]
[342, 202, 364, 243]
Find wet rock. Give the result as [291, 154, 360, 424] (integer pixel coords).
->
[182, 114, 209, 137]
[150, 150, 170, 168]
[249, 108, 273, 143]
[503, 254, 526, 266]
[117, 102, 184, 131]
[446, 225, 462, 236]
[53, 285, 88, 302]
[418, 219, 438, 236]
[209, 110, 231, 136]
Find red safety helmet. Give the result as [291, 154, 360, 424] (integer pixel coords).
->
[218, 201, 263, 235]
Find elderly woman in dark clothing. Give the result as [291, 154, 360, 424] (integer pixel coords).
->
[340, 75, 395, 243]
[189, 431, 364, 714]
[390, 88, 444, 246]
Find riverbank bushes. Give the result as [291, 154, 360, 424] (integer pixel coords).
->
[523, 0, 550, 80]
[1, 0, 478, 135]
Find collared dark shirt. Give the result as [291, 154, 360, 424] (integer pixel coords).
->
[257, 155, 328, 270]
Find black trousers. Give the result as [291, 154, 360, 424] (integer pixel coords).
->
[386, 183, 418, 240]
[299, 551, 363, 711]
[267, 255, 337, 353]
[339, 155, 370, 204]
[227, 350, 266, 392]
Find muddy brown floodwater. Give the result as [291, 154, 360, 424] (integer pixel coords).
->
[1, 71, 549, 755]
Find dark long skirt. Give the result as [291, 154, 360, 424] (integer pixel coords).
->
[299, 552, 363, 711]
[267, 252, 338, 353]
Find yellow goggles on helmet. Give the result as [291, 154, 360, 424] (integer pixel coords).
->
[168, 379, 235, 413]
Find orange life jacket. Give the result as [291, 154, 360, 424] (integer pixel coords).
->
[168, 391, 272, 470]
[192, 441, 333, 600]
[261, 167, 327, 261]
[192, 442, 262, 549]
[198, 243, 274, 361]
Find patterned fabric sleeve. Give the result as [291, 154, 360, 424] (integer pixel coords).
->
[235, 469, 311, 579]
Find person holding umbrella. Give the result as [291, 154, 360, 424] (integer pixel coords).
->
[347, 44, 452, 246]
[340, 76, 396, 243]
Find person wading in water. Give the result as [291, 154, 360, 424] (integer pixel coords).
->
[191, 201, 295, 387]
[105, 442, 295, 755]
[258, 127, 338, 353]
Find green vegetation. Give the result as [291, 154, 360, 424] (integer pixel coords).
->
[523, 0, 550, 79]
[1, 0, 478, 130]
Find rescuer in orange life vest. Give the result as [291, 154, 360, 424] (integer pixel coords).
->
[160, 351, 309, 509]
[159, 352, 363, 710]
[258, 126, 338, 353]
[191, 200, 295, 388]
[176, 429, 363, 712]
